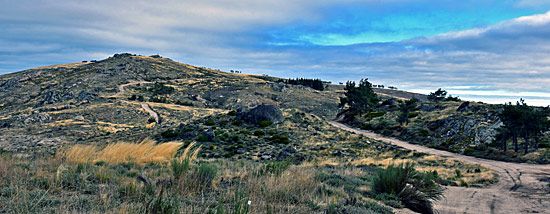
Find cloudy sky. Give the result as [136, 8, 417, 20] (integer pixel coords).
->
[2, 0, 550, 105]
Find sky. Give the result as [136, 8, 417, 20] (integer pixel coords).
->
[1, 0, 550, 106]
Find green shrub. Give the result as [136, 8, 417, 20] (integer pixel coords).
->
[455, 169, 462, 178]
[253, 130, 265, 136]
[161, 130, 178, 138]
[232, 120, 242, 126]
[227, 110, 237, 116]
[204, 120, 215, 126]
[258, 120, 273, 127]
[269, 134, 289, 144]
[149, 82, 174, 95]
[463, 148, 475, 155]
[408, 112, 419, 118]
[371, 163, 444, 214]
[419, 129, 429, 136]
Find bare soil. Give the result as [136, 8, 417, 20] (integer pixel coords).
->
[329, 121, 550, 214]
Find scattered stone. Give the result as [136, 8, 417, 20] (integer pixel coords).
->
[277, 147, 296, 160]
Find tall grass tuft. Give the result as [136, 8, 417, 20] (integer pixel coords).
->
[171, 142, 201, 178]
[60, 139, 184, 165]
[372, 162, 444, 214]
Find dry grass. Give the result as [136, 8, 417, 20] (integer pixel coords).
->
[60, 139, 184, 165]
[0, 155, 12, 184]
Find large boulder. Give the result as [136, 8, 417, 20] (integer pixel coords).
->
[238, 104, 283, 124]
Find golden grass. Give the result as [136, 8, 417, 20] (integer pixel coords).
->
[60, 139, 184, 165]
[46, 119, 86, 127]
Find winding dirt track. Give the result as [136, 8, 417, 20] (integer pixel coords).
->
[329, 121, 550, 214]
[113, 80, 160, 124]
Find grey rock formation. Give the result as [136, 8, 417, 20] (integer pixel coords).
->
[238, 104, 284, 124]
[457, 101, 470, 111]
[0, 78, 20, 91]
[76, 90, 97, 102]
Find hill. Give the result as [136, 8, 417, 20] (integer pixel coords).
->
[0, 53, 500, 213]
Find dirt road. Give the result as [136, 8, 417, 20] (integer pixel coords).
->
[329, 121, 550, 214]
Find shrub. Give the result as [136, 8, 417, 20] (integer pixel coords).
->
[232, 120, 242, 126]
[161, 130, 178, 138]
[258, 120, 273, 127]
[463, 148, 475, 155]
[204, 120, 215, 126]
[371, 163, 444, 214]
[269, 134, 289, 144]
[408, 112, 419, 118]
[419, 129, 429, 136]
[253, 130, 265, 136]
[227, 110, 237, 116]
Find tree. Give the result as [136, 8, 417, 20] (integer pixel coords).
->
[427, 88, 447, 102]
[500, 99, 527, 152]
[398, 97, 419, 125]
[339, 78, 380, 117]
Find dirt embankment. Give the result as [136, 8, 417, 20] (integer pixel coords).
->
[329, 121, 550, 214]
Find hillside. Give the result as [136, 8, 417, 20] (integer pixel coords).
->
[0, 53, 343, 156]
[0, 53, 504, 213]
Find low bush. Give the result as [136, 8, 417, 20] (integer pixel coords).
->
[371, 163, 444, 214]
[253, 130, 265, 136]
[269, 134, 289, 144]
[258, 120, 273, 127]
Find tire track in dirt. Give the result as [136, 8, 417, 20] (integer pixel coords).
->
[329, 121, 550, 214]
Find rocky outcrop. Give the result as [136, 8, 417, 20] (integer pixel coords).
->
[0, 78, 20, 91]
[435, 115, 502, 149]
[76, 90, 97, 102]
[238, 104, 284, 124]
[38, 91, 74, 106]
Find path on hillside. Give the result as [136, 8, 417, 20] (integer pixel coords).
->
[112, 80, 160, 124]
[140, 103, 160, 124]
[329, 121, 550, 214]
[111, 80, 152, 97]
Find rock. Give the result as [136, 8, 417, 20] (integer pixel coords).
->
[457, 101, 470, 111]
[237, 148, 247, 154]
[76, 90, 97, 102]
[205, 129, 216, 141]
[39, 91, 74, 106]
[333, 150, 344, 157]
[74, 115, 85, 121]
[277, 147, 297, 160]
[0, 78, 20, 91]
[238, 104, 284, 124]
[419, 104, 436, 112]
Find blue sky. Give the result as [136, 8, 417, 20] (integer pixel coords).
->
[2, 0, 550, 105]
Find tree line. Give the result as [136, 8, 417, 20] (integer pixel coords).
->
[280, 78, 325, 91]
[497, 99, 550, 154]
